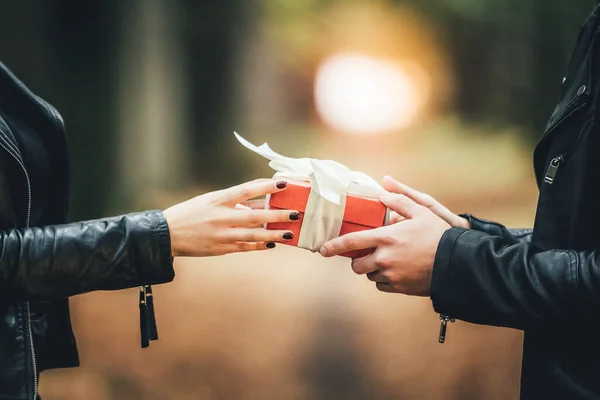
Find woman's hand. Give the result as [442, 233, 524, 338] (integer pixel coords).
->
[382, 176, 470, 229]
[163, 179, 301, 257]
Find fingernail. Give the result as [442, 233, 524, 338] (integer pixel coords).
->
[276, 181, 288, 189]
[289, 212, 301, 221]
[266, 242, 276, 249]
[319, 246, 328, 256]
[283, 232, 294, 240]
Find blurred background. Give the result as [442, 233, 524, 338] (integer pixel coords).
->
[0, 0, 593, 399]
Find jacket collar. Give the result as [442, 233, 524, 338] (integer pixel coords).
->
[0, 63, 24, 161]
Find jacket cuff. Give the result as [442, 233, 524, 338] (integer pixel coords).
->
[133, 210, 175, 285]
[459, 213, 505, 236]
[430, 227, 468, 317]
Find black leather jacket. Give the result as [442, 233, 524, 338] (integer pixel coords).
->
[0, 62, 175, 400]
[431, 4, 600, 399]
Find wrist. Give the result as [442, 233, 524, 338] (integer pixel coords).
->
[162, 208, 179, 257]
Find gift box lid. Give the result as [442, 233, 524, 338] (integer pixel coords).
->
[269, 180, 387, 228]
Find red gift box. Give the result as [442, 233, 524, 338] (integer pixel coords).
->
[266, 180, 388, 258]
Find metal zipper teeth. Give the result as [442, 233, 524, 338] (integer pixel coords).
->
[0, 140, 37, 400]
[33, 100, 64, 400]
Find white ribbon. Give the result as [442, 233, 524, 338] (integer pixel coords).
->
[235, 132, 386, 252]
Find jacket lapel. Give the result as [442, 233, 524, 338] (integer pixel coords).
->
[0, 112, 23, 163]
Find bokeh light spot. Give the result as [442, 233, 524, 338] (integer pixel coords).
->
[314, 53, 422, 135]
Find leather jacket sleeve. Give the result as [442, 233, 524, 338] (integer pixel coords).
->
[0, 210, 174, 300]
[460, 214, 533, 244]
[430, 227, 585, 332]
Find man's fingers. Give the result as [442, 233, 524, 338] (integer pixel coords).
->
[383, 176, 415, 196]
[388, 211, 406, 224]
[351, 253, 378, 275]
[382, 176, 434, 208]
[224, 228, 295, 244]
[375, 282, 395, 293]
[220, 179, 288, 204]
[378, 193, 424, 220]
[382, 176, 460, 226]
[367, 271, 389, 283]
[320, 230, 380, 258]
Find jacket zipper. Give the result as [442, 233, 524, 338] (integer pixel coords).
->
[0, 139, 37, 400]
[543, 155, 564, 184]
[0, 97, 65, 400]
[533, 91, 588, 187]
[540, 110, 593, 187]
[438, 315, 455, 343]
[443, 88, 588, 341]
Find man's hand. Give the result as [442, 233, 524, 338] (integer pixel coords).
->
[383, 176, 469, 229]
[319, 192, 451, 296]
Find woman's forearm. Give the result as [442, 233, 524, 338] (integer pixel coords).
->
[0, 210, 174, 300]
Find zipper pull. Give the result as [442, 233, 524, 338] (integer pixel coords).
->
[438, 314, 455, 344]
[145, 285, 159, 341]
[139, 286, 150, 348]
[544, 155, 563, 185]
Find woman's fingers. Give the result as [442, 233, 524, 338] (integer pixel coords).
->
[240, 199, 267, 210]
[220, 179, 288, 204]
[218, 241, 273, 254]
[226, 209, 301, 227]
[224, 228, 295, 244]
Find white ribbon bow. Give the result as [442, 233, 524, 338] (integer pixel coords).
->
[235, 132, 385, 251]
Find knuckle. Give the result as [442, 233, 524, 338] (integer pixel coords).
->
[325, 243, 337, 254]
[343, 234, 357, 248]
[249, 211, 262, 225]
[399, 194, 413, 206]
[252, 242, 264, 251]
[393, 195, 407, 208]
[243, 232, 258, 242]
[375, 254, 391, 269]
[380, 267, 392, 278]
[239, 184, 253, 199]
[380, 233, 395, 245]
